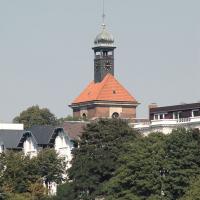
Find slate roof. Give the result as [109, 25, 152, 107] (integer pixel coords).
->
[0, 130, 24, 149]
[72, 74, 138, 105]
[27, 125, 61, 145]
[0, 125, 69, 151]
[62, 121, 88, 140]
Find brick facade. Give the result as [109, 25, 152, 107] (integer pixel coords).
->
[72, 104, 137, 120]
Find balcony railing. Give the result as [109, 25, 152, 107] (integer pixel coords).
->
[134, 116, 200, 129]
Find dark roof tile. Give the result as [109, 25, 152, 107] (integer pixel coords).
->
[27, 125, 60, 145]
[0, 130, 24, 149]
[62, 121, 88, 140]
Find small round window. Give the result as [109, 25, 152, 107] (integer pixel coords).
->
[112, 112, 119, 119]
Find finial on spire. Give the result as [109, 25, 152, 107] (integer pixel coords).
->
[102, 0, 106, 25]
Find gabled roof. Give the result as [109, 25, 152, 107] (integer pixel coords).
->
[0, 130, 24, 149]
[27, 125, 62, 145]
[72, 74, 138, 105]
[0, 126, 68, 150]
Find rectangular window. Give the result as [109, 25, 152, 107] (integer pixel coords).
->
[173, 112, 179, 119]
[193, 110, 200, 117]
[96, 52, 101, 56]
[154, 114, 159, 120]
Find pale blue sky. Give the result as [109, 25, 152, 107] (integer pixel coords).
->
[1, 0, 200, 122]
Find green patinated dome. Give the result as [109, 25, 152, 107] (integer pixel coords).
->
[94, 24, 114, 47]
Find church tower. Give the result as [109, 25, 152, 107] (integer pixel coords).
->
[93, 24, 116, 83]
[69, 14, 139, 120]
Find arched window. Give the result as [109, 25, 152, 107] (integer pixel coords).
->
[82, 113, 87, 120]
[112, 112, 119, 119]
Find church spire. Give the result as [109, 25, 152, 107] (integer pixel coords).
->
[92, 1, 116, 83]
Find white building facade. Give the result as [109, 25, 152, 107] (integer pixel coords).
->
[133, 103, 200, 135]
[0, 123, 23, 130]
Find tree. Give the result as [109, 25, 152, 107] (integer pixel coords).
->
[163, 128, 200, 199]
[56, 119, 140, 200]
[55, 182, 76, 200]
[103, 128, 200, 200]
[34, 148, 67, 194]
[102, 132, 166, 200]
[0, 149, 66, 199]
[0, 151, 31, 193]
[13, 105, 57, 129]
[57, 115, 81, 124]
[179, 176, 200, 200]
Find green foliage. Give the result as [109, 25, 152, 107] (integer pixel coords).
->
[163, 128, 200, 199]
[0, 187, 6, 200]
[55, 182, 76, 200]
[103, 132, 166, 200]
[57, 119, 140, 200]
[0, 151, 31, 193]
[13, 105, 57, 129]
[57, 115, 81, 124]
[103, 128, 200, 200]
[0, 149, 66, 199]
[34, 148, 66, 187]
[179, 176, 200, 200]
[5, 193, 32, 200]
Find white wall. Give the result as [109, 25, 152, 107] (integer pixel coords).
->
[50, 130, 74, 195]
[134, 121, 200, 136]
[23, 136, 38, 158]
[54, 130, 73, 169]
[0, 123, 24, 130]
[0, 144, 4, 153]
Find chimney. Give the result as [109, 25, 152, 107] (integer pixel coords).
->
[148, 103, 158, 120]
[149, 103, 158, 110]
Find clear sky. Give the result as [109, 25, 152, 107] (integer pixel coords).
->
[1, 0, 200, 122]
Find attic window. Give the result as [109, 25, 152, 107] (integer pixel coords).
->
[113, 90, 116, 94]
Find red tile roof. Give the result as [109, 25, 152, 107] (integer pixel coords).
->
[72, 74, 137, 104]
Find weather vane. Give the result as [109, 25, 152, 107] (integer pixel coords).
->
[102, 0, 106, 24]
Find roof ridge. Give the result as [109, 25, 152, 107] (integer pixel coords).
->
[96, 74, 111, 100]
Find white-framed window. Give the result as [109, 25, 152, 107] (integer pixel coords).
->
[154, 114, 159, 120]
[154, 113, 166, 120]
[173, 112, 181, 119]
[192, 109, 200, 117]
